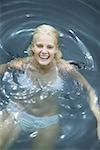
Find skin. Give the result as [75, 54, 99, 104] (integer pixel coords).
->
[0, 30, 60, 150]
[0, 25, 99, 149]
[32, 32, 57, 67]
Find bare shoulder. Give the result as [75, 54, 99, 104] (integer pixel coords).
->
[57, 59, 75, 73]
[57, 59, 91, 89]
[8, 56, 32, 70]
[22, 56, 33, 64]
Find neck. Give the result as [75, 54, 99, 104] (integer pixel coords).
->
[33, 59, 56, 74]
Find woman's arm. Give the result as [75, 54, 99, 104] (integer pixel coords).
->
[58, 59, 100, 139]
[7, 57, 24, 70]
[67, 62, 100, 139]
[0, 64, 8, 75]
[0, 57, 25, 75]
[65, 61, 98, 113]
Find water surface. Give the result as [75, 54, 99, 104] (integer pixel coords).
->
[0, 0, 100, 149]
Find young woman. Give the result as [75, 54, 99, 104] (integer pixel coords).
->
[0, 24, 99, 150]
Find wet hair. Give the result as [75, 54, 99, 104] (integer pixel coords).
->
[28, 24, 62, 61]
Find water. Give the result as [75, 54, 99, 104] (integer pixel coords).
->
[0, 0, 100, 149]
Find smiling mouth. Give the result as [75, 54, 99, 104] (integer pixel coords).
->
[39, 53, 50, 60]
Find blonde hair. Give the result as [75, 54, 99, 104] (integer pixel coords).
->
[28, 24, 62, 61]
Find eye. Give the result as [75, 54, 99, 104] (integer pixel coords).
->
[36, 44, 43, 48]
[47, 45, 54, 49]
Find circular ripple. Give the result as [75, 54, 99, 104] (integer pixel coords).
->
[0, 0, 100, 149]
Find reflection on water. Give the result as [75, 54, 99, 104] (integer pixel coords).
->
[0, 67, 98, 149]
[0, 0, 100, 149]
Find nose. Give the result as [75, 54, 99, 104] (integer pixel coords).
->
[41, 47, 47, 53]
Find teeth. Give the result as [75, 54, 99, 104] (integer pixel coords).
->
[40, 57, 48, 59]
[39, 55, 49, 59]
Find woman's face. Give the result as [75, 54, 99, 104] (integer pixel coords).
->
[32, 32, 58, 66]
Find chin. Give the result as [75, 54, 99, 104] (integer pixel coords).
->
[39, 61, 50, 66]
[38, 59, 51, 66]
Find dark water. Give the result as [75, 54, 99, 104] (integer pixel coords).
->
[0, 0, 100, 149]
